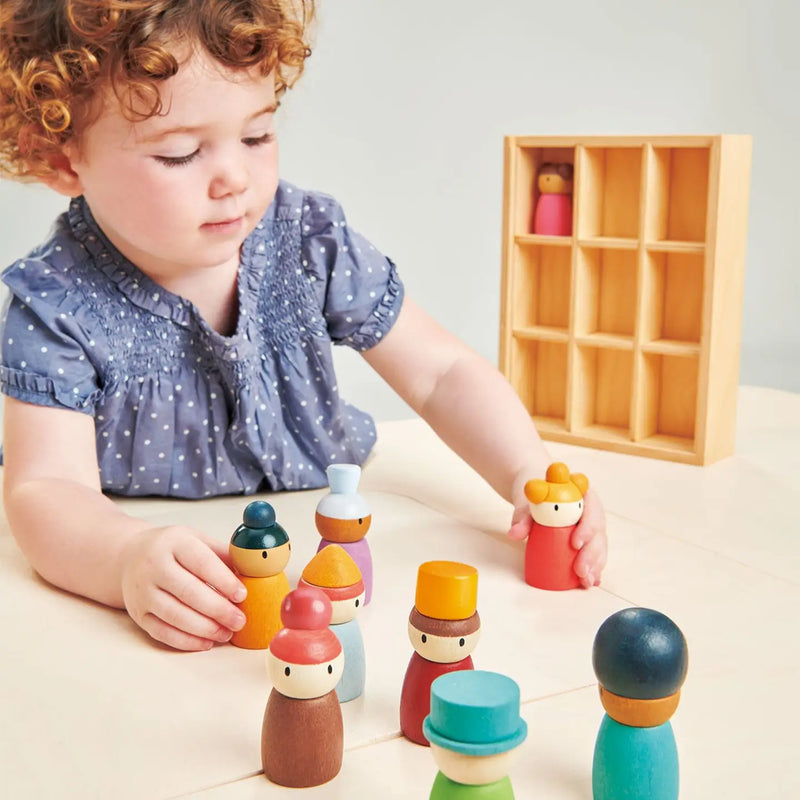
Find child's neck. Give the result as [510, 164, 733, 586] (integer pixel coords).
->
[155, 255, 240, 336]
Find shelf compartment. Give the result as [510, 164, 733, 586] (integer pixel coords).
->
[637, 353, 698, 446]
[577, 237, 638, 250]
[513, 146, 575, 236]
[641, 251, 704, 344]
[646, 147, 710, 244]
[511, 338, 568, 424]
[574, 247, 638, 338]
[572, 345, 633, 437]
[576, 147, 642, 239]
[515, 234, 572, 247]
[513, 326, 568, 342]
[511, 243, 572, 330]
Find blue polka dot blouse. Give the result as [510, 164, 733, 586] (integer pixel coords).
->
[0, 181, 404, 497]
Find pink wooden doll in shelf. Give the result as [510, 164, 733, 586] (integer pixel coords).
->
[532, 162, 574, 236]
[523, 462, 589, 591]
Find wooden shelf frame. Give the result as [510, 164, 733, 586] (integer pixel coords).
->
[499, 135, 752, 464]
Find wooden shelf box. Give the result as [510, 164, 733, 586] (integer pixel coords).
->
[499, 135, 752, 464]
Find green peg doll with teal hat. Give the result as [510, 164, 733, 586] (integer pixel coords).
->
[423, 670, 528, 799]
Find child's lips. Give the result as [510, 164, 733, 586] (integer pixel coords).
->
[201, 216, 244, 232]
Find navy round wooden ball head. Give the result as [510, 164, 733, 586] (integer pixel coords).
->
[593, 607, 688, 699]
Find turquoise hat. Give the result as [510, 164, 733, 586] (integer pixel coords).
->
[423, 671, 527, 756]
[230, 501, 289, 550]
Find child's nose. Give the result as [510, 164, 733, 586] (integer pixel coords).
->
[209, 154, 248, 198]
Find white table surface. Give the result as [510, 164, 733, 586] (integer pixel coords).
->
[1, 385, 798, 799]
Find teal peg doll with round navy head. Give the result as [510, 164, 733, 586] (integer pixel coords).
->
[592, 607, 689, 800]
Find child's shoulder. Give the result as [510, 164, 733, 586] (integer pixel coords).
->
[272, 180, 349, 234]
[2, 208, 90, 301]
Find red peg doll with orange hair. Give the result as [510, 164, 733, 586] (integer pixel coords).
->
[523, 462, 589, 590]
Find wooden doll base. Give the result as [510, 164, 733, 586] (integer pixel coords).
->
[262, 688, 343, 787]
[230, 572, 290, 650]
[532, 193, 572, 236]
[592, 715, 678, 800]
[332, 618, 365, 703]
[524, 523, 580, 591]
[400, 652, 475, 746]
[430, 772, 515, 799]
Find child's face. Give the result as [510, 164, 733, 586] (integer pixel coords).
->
[65, 47, 279, 283]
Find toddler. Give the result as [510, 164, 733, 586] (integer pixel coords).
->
[0, 0, 607, 651]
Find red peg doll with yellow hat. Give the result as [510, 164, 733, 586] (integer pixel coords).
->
[400, 561, 480, 746]
[523, 462, 589, 591]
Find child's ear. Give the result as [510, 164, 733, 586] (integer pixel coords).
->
[19, 127, 84, 197]
[40, 150, 84, 197]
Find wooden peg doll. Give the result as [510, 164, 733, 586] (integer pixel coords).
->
[523, 462, 589, 591]
[262, 587, 345, 788]
[532, 161, 574, 236]
[592, 607, 688, 800]
[424, 670, 528, 799]
[316, 463, 374, 604]
[299, 544, 366, 702]
[229, 501, 291, 649]
[400, 561, 480, 746]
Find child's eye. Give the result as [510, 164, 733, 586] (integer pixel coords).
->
[154, 150, 199, 167]
[242, 132, 274, 147]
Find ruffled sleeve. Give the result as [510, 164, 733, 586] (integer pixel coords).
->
[299, 190, 404, 351]
[0, 258, 101, 413]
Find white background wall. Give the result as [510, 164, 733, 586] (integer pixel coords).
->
[1, 0, 797, 422]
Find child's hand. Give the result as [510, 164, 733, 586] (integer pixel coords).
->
[508, 488, 608, 588]
[121, 526, 248, 651]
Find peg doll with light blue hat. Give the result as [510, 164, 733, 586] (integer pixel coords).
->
[423, 670, 528, 799]
[315, 463, 374, 604]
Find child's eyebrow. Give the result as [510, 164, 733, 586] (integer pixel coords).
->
[140, 102, 279, 142]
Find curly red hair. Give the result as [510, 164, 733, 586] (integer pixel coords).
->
[0, 0, 315, 180]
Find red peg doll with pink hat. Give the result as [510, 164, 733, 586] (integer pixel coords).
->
[523, 462, 589, 591]
[262, 587, 345, 788]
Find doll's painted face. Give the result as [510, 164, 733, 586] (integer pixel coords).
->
[329, 591, 366, 624]
[230, 541, 291, 578]
[62, 46, 279, 289]
[430, 743, 523, 786]
[267, 652, 345, 699]
[529, 498, 583, 527]
[407, 614, 481, 664]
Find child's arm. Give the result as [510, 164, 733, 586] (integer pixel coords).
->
[2, 397, 247, 649]
[362, 298, 607, 586]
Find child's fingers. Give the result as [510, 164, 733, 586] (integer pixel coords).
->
[573, 530, 608, 588]
[161, 559, 247, 634]
[147, 587, 236, 644]
[139, 611, 218, 652]
[174, 534, 247, 604]
[507, 506, 532, 541]
[197, 533, 236, 570]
